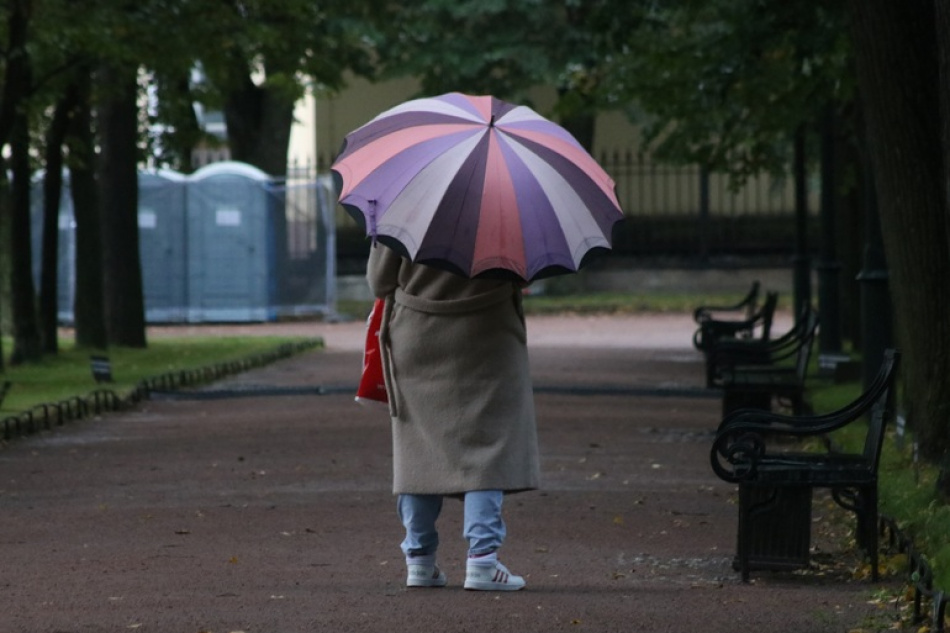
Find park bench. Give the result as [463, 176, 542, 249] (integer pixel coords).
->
[693, 280, 760, 324]
[705, 304, 817, 389]
[709, 348, 900, 582]
[716, 308, 819, 417]
[692, 290, 778, 355]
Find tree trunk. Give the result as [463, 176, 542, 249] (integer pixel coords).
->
[938, 0, 950, 286]
[158, 74, 203, 174]
[0, 0, 31, 149]
[9, 111, 42, 364]
[0, 171, 6, 372]
[68, 71, 109, 350]
[222, 73, 292, 300]
[0, 0, 33, 372]
[836, 111, 866, 350]
[559, 110, 596, 153]
[849, 0, 950, 459]
[39, 88, 78, 354]
[98, 63, 147, 348]
[223, 75, 294, 177]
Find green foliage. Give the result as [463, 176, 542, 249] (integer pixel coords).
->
[376, 0, 565, 103]
[603, 0, 854, 182]
[147, 0, 385, 170]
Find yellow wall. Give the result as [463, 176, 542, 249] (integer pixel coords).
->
[303, 75, 641, 165]
[293, 77, 807, 218]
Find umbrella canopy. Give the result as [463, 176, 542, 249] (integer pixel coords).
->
[331, 92, 624, 282]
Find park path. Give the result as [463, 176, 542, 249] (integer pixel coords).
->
[0, 313, 895, 633]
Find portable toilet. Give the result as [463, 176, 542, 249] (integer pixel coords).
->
[185, 161, 277, 322]
[138, 169, 188, 323]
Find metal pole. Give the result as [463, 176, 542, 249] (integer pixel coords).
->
[856, 164, 893, 390]
[816, 105, 843, 357]
[792, 125, 812, 323]
[699, 164, 710, 263]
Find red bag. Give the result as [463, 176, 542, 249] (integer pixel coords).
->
[356, 298, 388, 405]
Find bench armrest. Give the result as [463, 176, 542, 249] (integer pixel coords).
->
[710, 349, 901, 484]
[693, 281, 760, 323]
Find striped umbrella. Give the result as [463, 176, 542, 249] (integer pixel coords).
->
[331, 92, 624, 282]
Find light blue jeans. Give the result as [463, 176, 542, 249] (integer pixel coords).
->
[397, 490, 506, 558]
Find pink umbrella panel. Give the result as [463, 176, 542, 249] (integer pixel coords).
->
[331, 92, 625, 282]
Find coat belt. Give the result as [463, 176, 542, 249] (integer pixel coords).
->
[393, 284, 514, 314]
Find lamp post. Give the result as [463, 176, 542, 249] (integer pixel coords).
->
[856, 165, 893, 390]
[792, 125, 812, 324]
[816, 105, 844, 366]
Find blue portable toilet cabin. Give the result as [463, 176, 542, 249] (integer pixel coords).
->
[185, 161, 278, 322]
[29, 171, 76, 324]
[138, 169, 188, 323]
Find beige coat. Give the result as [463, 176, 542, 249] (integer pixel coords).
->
[366, 243, 540, 495]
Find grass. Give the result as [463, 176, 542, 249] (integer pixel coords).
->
[338, 288, 761, 320]
[4, 289, 755, 414]
[0, 335, 317, 415]
[810, 365, 950, 594]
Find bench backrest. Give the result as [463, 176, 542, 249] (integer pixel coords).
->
[793, 308, 820, 380]
[862, 349, 901, 469]
[693, 290, 778, 351]
[693, 280, 760, 323]
[754, 304, 818, 363]
[757, 291, 778, 340]
[740, 280, 761, 320]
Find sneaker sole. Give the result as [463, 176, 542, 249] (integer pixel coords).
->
[463, 581, 525, 591]
[407, 580, 447, 588]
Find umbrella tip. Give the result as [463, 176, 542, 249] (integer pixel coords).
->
[489, 114, 495, 127]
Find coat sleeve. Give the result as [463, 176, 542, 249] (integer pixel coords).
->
[366, 242, 402, 298]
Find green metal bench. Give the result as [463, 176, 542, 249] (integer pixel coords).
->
[693, 290, 778, 355]
[710, 348, 900, 582]
[716, 308, 819, 417]
[693, 280, 760, 324]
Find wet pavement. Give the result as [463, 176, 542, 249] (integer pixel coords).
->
[0, 314, 897, 633]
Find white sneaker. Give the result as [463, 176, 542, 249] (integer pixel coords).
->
[464, 560, 526, 591]
[406, 563, 447, 588]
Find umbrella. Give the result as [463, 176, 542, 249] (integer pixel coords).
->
[331, 92, 624, 282]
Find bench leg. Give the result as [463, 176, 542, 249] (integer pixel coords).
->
[833, 485, 880, 581]
[865, 485, 879, 582]
[737, 485, 753, 583]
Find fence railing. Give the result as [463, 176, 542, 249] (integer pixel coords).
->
[596, 149, 817, 219]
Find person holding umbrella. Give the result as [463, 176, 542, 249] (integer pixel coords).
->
[366, 241, 539, 591]
[335, 93, 625, 591]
